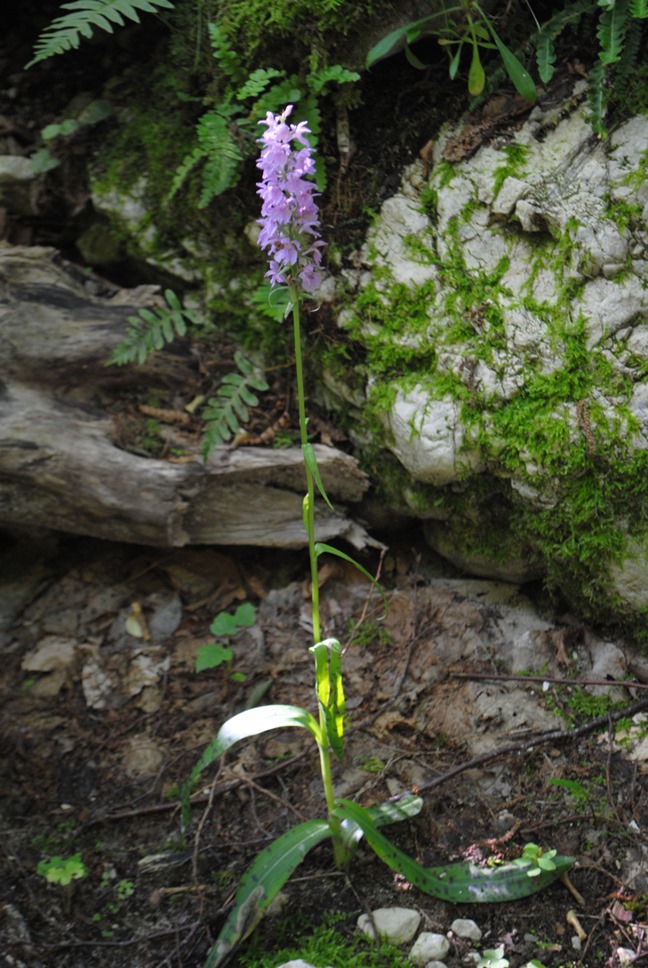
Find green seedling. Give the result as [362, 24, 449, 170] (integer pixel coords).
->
[195, 602, 256, 681]
[37, 853, 88, 887]
[514, 842, 558, 877]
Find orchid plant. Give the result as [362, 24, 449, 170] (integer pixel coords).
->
[180, 106, 574, 968]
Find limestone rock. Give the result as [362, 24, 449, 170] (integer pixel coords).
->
[330, 87, 648, 632]
[409, 931, 450, 964]
[450, 918, 482, 942]
[357, 907, 422, 945]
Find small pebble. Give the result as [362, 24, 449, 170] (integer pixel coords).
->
[357, 907, 421, 945]
[450, 917, 482, 942]
[409, 932, 450, 964]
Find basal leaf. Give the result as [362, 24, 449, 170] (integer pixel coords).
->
[340, 793, 423, 849]
[180, 705, 321, 827]
[204, 820, 332, 968]
[334, 800, 574, 902]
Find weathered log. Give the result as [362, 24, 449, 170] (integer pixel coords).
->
[0, 244, 370, 548]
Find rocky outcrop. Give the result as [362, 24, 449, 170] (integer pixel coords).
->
[331, 85, 648, 629]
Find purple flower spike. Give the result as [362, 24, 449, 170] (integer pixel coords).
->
[256, 105, 325, 293]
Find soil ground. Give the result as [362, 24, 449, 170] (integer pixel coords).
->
[2, 532, 648, 968]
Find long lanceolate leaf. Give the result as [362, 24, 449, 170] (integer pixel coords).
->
[180, 705, 321, 828]
[334, 800, 574, 902]
[28, 0, 174, 66]
[204, 820, 332, 968]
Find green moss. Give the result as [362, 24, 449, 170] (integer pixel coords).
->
[239, 910, 415, 968]
[492, 143, 528, 200]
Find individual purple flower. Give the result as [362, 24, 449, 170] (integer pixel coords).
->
[256, 104, 325, 293]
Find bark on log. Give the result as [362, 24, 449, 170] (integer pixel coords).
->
[0, 244, 370, 548]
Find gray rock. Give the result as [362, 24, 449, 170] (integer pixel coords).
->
[409, 932, 450, 964]
[357, 907, 422, 944]
[328, 93, 648, 630]
[450, 918, 482, 942]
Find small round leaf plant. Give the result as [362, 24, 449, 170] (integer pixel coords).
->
[180, 105, 575, 968]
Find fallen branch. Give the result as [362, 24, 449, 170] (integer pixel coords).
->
[451, 671, 648, 691]
[413, 697, 648, 795]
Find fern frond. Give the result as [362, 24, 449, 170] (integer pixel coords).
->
[201, 352, 269, 458]
[307, 65, 360, 95]
[208, 22, 245, 82]
[237, 68, 285, 102]
[167, 145, 205, 202]
[533, 0, 596, 84]
[587, 59, 608, 137]
[28, 0, 174, 66]
[614, 16, 644, 84]
[535, 34, 557, 84]
[195, 111, 243, 205]
[107, 289, 201, 366]
[630, 0, 648, 16]
[597, 0, 631, 63]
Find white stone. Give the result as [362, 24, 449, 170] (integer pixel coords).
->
[276, 962, 335, 968]
[409, 932, 450, 964]
[22, 635, 76, 672]
[357, 907, 421, 945]
[387, 390, 483, 486]
[450, 918, 482, 941]
[0, 156, 35, 182]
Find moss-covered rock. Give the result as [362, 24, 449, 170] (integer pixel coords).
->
[332, 84, 648, 636]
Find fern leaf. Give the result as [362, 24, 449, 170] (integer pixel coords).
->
[630, 0, 648, 15]
[615, 17, 644, 84]
[587, 59, 608, 137]
[107, 289, 200, 366]
[167, 146, 205, 202]
[535, 33, 557, 84]
[208, 22, 245, 82]
[307, 65, 360, 95]
[201, 356, 268, 459]
[597, 0, 631, 63]
[237, 68, 285, 102]
[196, 111, 243, 205]
[28, 0, 174, 66]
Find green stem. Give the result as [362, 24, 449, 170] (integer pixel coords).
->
[290, 284, 347, 865]
[290, 284, 320, 646]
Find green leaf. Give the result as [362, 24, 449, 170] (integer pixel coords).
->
[405, 44, 430, 70]
[27, 0, 175, 67]
[203, 820, 332, 968]
[180, 705, 321, 827]
[468, 40, 486, 95]
[448, 43, 463, 80]
[535, 33, 557, 84]
[340, 793, 423, 849]
[314, 543, 388, 611]
[334, 800, 574, 902]
[195, 642, 233, 672]
[30, 148, 60, 174]
[484, 19, 537, 101]
[302, 443, 334, 511]
[310, 638, 345, 759]
[365, 15, 435, 67]
[210, 602, 256, 638]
